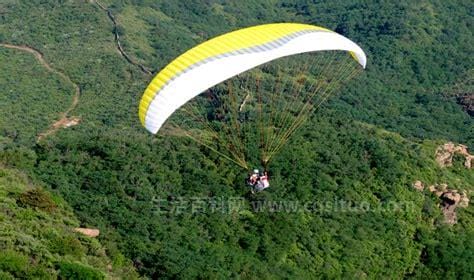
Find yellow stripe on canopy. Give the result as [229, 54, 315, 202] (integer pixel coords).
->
[139, 23, 330, 125]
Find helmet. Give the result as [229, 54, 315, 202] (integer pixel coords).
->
[253, 169, 259, 174]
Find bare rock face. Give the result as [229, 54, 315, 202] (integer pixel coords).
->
[439, 189, 467, 225]
[412, 181, 470, 225]
[459, 193, 470, 208]
[73, 228, 100, 237]
[435, 142, 473, 168]
[442, 191, 461, 204]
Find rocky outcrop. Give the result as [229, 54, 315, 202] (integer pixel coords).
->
[435, 142, 473, 169]
[413, 180, 424, 191]
[73, 228, 100, 237]
[412, 181, 469, 225]
[438, 188, 469, 225]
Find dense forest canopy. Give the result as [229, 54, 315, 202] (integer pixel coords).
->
[0, 0, 472, 279]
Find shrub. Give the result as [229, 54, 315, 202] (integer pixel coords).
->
[0, 271, 15, 280]
[17, 188, 56, 212]
[57, 261, 105, 280]
[49, 235, 85, 257]
[0, 250, 28, 278]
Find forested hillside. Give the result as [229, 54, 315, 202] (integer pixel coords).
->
[0, 0, 472, 279]
[0, 166, 138, 279]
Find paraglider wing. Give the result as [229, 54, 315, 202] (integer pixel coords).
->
[139, 23, 366, 134]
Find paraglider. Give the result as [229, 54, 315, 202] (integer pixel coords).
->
[138, 23, 366, 190]
[246, 169, 270, 193]
[248, 169, 260, 186]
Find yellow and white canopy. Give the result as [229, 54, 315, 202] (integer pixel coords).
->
[139, 23, 366, 134]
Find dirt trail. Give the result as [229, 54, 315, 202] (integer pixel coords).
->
[94, 0, 153, 76]
[2, 0, 152, 141]
[0, 43, 81, 141]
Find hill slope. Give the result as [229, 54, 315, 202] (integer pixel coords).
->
[0, 165, 138, 279]
[0, 0, 472, 278]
